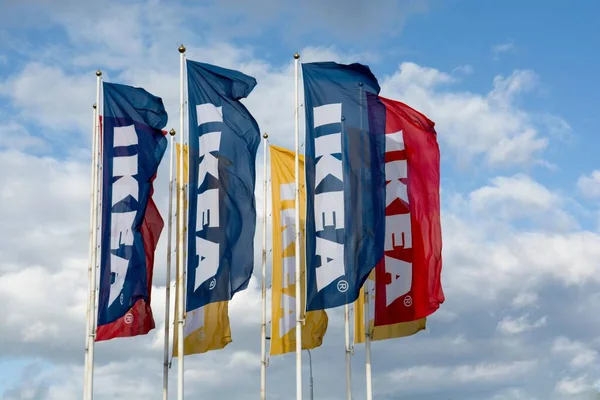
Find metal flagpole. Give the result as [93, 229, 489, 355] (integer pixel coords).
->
[344, 304, 352, 400]
[364, 286, 373, 400]
[293, 51, 303, 400]
[85, 69, 102, 400]
[83, 101, 98, 400]
[305, 349, 314, 400]
[177, 44, 187, 400]
[163, 128, 176, 400]
[260, 133, 269, 400]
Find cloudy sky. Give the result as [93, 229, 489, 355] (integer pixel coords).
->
[1, 0, 600, 399]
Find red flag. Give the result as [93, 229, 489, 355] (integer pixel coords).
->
[373, 96, 443, 326]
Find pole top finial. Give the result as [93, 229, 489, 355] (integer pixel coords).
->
[263, 132, 268, 139]
[96, 69, 102, 77]
[294, 52, 300, 60]
[179, 44, 186, 53]
[358, 82, 364, 87]
[169, 128, 176, 136]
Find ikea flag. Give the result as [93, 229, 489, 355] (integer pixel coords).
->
[97, 82, 167, 340]
[185, 60, 260, 311]
[302, 62, 386, 311]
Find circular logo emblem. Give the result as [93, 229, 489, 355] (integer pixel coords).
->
[209, 278, 217, 290]
[198, 330, 205, 341]
[124, 313, 134, 324]
[403, 295, 413, 307]
[337, 280, 349, 293]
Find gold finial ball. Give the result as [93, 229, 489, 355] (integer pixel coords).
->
[169, 128, 176, 136]
[96, 69, 102, 77]
[179, 44, 186, 53]
[293, 52, 300, 60]
[263, 132, 268, 139]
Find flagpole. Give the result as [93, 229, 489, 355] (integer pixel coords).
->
[177, 44, 186, 400]
[162, 128, 176, 400]
[293, 51, 303, 400]
[83, 101, 98, 400]
[364, 286, 373, 400]
[260, 132, 269, 400]
[85, 69, 102, 400]
[344, 303, 352, 400]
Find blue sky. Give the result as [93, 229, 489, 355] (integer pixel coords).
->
[1, 0, 600, 399]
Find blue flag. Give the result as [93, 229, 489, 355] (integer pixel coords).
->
[302, 62, 386, 311]
[98, 82, 168, 328]
[185, 60, 260, 311]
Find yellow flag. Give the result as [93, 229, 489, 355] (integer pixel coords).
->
[355, 270, 426, 343]
[269, 145, 328, 355]
[172, 143, 232, 356]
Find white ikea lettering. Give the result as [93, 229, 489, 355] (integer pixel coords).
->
[110, 211, 136, 250]
[280, 182, 295, 201]
[279, 293, 296, 337]
[197, 189, 219, 230]
[112, 175, 138, 206]
[385, 213, 412, 251]
[198, 132, 221, 185]
[384, 130, 413, 305]
[194, 237, 220, 290]
[315, 191, 344, 231]
[194, 104, 222, 290]
[385, 256, 412, 306]
[113, 125, 138, 147]
[314, 103, 342, 128]
[312, 103, 345, 292]
[197, 104, 223, 125]
[315, 237, 344, 290]
[385, 131, 405, 152]
[109, 124, 139, 306]
[281, 208, 295, 250]
[385, 160, 408, 205]
[315, 134, 343, 186]
[279, 183, 296, 337]
[109, 254, 129, 305]
[183, 306, 205, 336]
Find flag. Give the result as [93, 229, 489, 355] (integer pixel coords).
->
[96, 82, 168, 340]
[367, 94, 443, 325]
[185, 60, 261, 311]
[269, 145, 328, 355]
[173, 144, 232, 356]
[302, 61, 386, 311]
[354, 270, 425, 343]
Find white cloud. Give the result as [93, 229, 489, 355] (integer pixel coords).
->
[497, 315, 547, 335]
[381, 63, 554, 166]
[468, 174, 577, 231]
[578, 170, 600, 200]
[555, 375, 594, 396]
[552, 337, 599, 368]
[493, 42, 516, 58]
[387, 360, 537, 388]
[512, 293, 539, 309]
